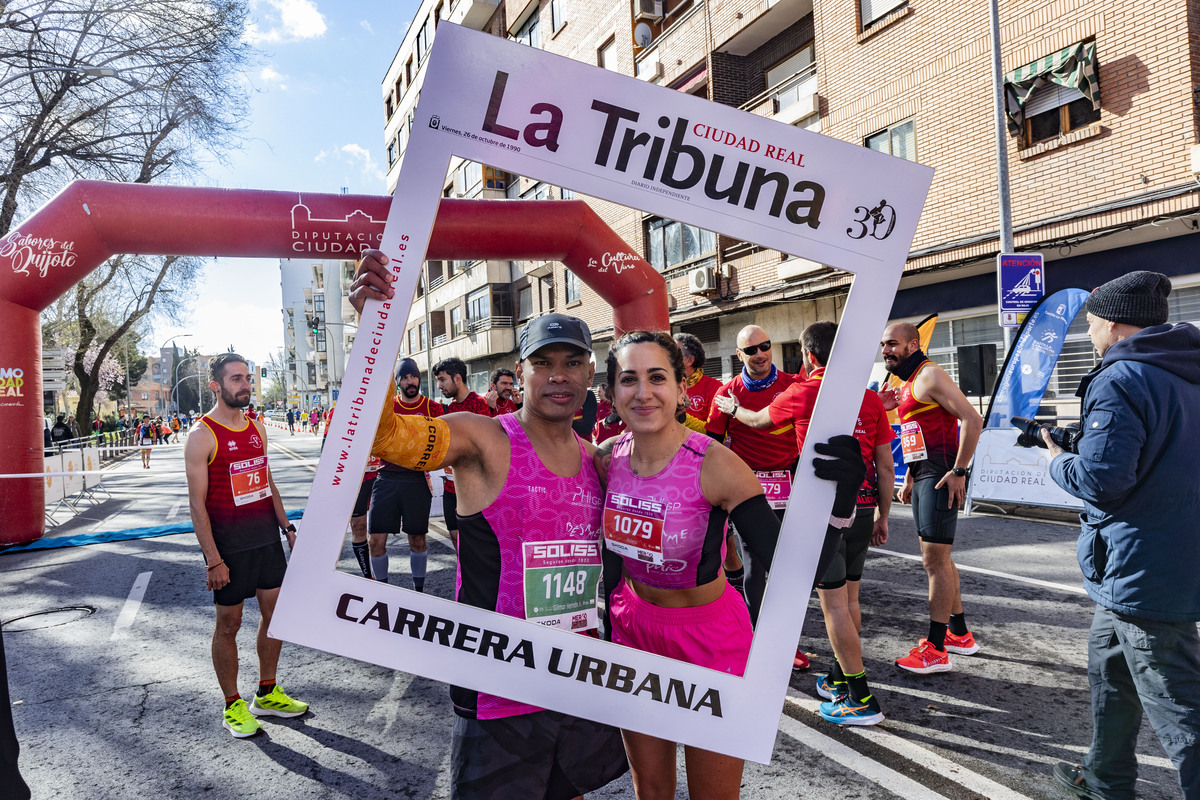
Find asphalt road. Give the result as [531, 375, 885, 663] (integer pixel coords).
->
[0, 426, 1182, 799]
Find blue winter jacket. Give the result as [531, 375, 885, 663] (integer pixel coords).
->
[1049, 322, 1200, 622]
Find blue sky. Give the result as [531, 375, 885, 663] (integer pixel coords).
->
[152, 0, 419, 368]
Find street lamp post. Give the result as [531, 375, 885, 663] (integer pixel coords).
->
[0, 66, 121, 91]
[160, 334, 192, 413]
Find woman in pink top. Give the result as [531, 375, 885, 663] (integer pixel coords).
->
[601, 331, 781, 800]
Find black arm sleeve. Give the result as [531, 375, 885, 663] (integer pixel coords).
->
[600, 538, 624, 642]
[706, 430, 725, 443]
[728, 495, 780, 575]
[813, 523, 844, 591]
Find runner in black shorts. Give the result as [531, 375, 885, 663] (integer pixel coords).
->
[212, 542, 288, 606]
[882, 322, 984, 674]
[185, 352, 308, 739]
[369, 358, 443, 590]
[347, 462, 379, 579]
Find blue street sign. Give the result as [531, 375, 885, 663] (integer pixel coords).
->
[997, 253, 1045, 327]
[331, 389, 339, 402]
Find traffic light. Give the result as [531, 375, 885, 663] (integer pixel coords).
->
[261, 367, 267, 379]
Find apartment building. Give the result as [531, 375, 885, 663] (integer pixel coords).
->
[280, 256, 356, 410]
[382, 0, 1200, 400]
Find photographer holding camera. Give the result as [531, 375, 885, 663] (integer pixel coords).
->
[1043, 271, 1200, 800]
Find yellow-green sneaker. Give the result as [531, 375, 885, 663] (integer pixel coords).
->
[249, 686, 309, 718]
[222, 699, 262, 738]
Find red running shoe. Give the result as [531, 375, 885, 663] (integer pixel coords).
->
[793, 650, 810, 670]
[896, 639, 952, 674]
[944, 630, 980, 655]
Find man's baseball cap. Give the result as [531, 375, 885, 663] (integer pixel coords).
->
[519, 313, 593, 360]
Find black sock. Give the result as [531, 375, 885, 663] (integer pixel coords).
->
[829, 657, 845, 683]
[352, 540, 371, 579]
[845, 671, 872, 704]
[928, 621, 948, 651]
[413, 578, 424, 592]
[948, 613, 969, 636]
[256, 681, 275, 697]
[224, 694, 240, 708]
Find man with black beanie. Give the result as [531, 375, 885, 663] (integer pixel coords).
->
[367, 357, 444, 590]
[1044, 270, 1200, 800]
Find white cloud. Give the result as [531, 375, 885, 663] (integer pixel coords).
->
[244, 0, 327, 44]
[360, 20, 374, 35]
[339, 143, 384, 181]
[259, 66, 287, 90]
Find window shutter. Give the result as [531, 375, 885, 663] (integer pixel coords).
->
[766, 45, 813, 87]
[1024, 82, 1086, 118]
[861, 0, 906, 26]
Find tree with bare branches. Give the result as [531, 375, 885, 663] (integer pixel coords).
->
[1, 0, 255, 234]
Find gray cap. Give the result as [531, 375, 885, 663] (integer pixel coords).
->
[518, 313, 593, 360]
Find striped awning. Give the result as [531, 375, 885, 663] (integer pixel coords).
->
[1003, 41, 1099, 134]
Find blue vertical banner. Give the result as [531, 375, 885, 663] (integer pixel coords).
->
[985, 287, 1090, 429]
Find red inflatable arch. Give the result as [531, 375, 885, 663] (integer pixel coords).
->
[0, 180, 668, 545]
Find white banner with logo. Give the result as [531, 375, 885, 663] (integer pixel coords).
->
[968, 428, 1084, 510]
[272, 22, 933, 763]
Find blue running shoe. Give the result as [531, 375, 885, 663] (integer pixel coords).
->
[815, 674, 846, 700]
[819, 694, 885, 726]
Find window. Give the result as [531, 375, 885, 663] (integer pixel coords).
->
[550, 0, 565, 31]
[514, 12, 540, 48]
[484, 166, 511, 190]
[416, 19, 431, 64]
[565, 270, 581, 304]
[387, 138, 397, 167]
[1022, 84, 1100, 147]
[860, 0, 906, 29]
[451, 306, 464, 337]
[461, 161, 483, 196]
[644, 218, 718, 272]
[865, 119, 916, 161]
[560, 186, 576, 200]
[598, 37, 616, 71]
[766, 43, 816, 115]
[467, 288, 491, 326]
[522, 182, 550, 200]
[518, 286, 533, 320]
[408, 327, 418, 354]
[545, 277, 556, 312]
[418, 322, 428, 350]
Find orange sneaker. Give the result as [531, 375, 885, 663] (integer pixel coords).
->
[944, 630, 980, 655]
[896, 639, 952, 674]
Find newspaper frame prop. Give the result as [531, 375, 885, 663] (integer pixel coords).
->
[271, 23, 932, 763]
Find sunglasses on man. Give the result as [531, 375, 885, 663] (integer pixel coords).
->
[740, 340, 772, 356]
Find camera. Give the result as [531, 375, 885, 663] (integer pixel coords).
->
[1011, 416, 1082, 453]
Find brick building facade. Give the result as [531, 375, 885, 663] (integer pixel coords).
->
[382, 0, 1200, 399]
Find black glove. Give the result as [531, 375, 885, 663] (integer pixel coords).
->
[812, 435, 866, 519]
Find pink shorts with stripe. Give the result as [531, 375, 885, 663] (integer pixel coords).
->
[609, 579, 752, 677]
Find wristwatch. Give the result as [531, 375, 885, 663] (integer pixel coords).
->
[728, 396, 739, 415]
[282, 524, 297, 534]
[951, 467, 968, 477]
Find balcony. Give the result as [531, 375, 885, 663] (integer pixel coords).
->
[426, 324, 516, 365]
[426, 259, 511, 310]
[741, 63, 818, 126]
[448, 0, 501, 30]
[468, 315, 513, 334]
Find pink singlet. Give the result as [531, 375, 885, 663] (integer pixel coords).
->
[603, 430, 751, 676]
[452, 413, 605, 720]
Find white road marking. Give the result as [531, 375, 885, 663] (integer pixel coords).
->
[111, 571, 152, 640]
[776, 712, 953, 800]
[784, 695, 1037, 800]
[873, 548, 1087, 595]
[165, 499, 182, 521]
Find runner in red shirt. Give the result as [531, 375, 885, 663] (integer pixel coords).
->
[707, 325, 800, 634]
[592, 383, 625, 444]
[245, 404, 258, 420]
[674, 333, 722, 426]
[729, 321, 895, 725]
[435, 357, 491, 550]
[184, 353, 306, 738]
[485, 368, 521, 417]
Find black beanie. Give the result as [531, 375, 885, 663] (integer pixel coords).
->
[395, 357, 420, 380]
[1085, 270, 1170, 328]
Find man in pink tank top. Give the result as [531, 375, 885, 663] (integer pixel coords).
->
[352, 253, 628, 800]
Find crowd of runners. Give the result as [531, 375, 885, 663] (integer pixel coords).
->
[167, 253, 1199, 800]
